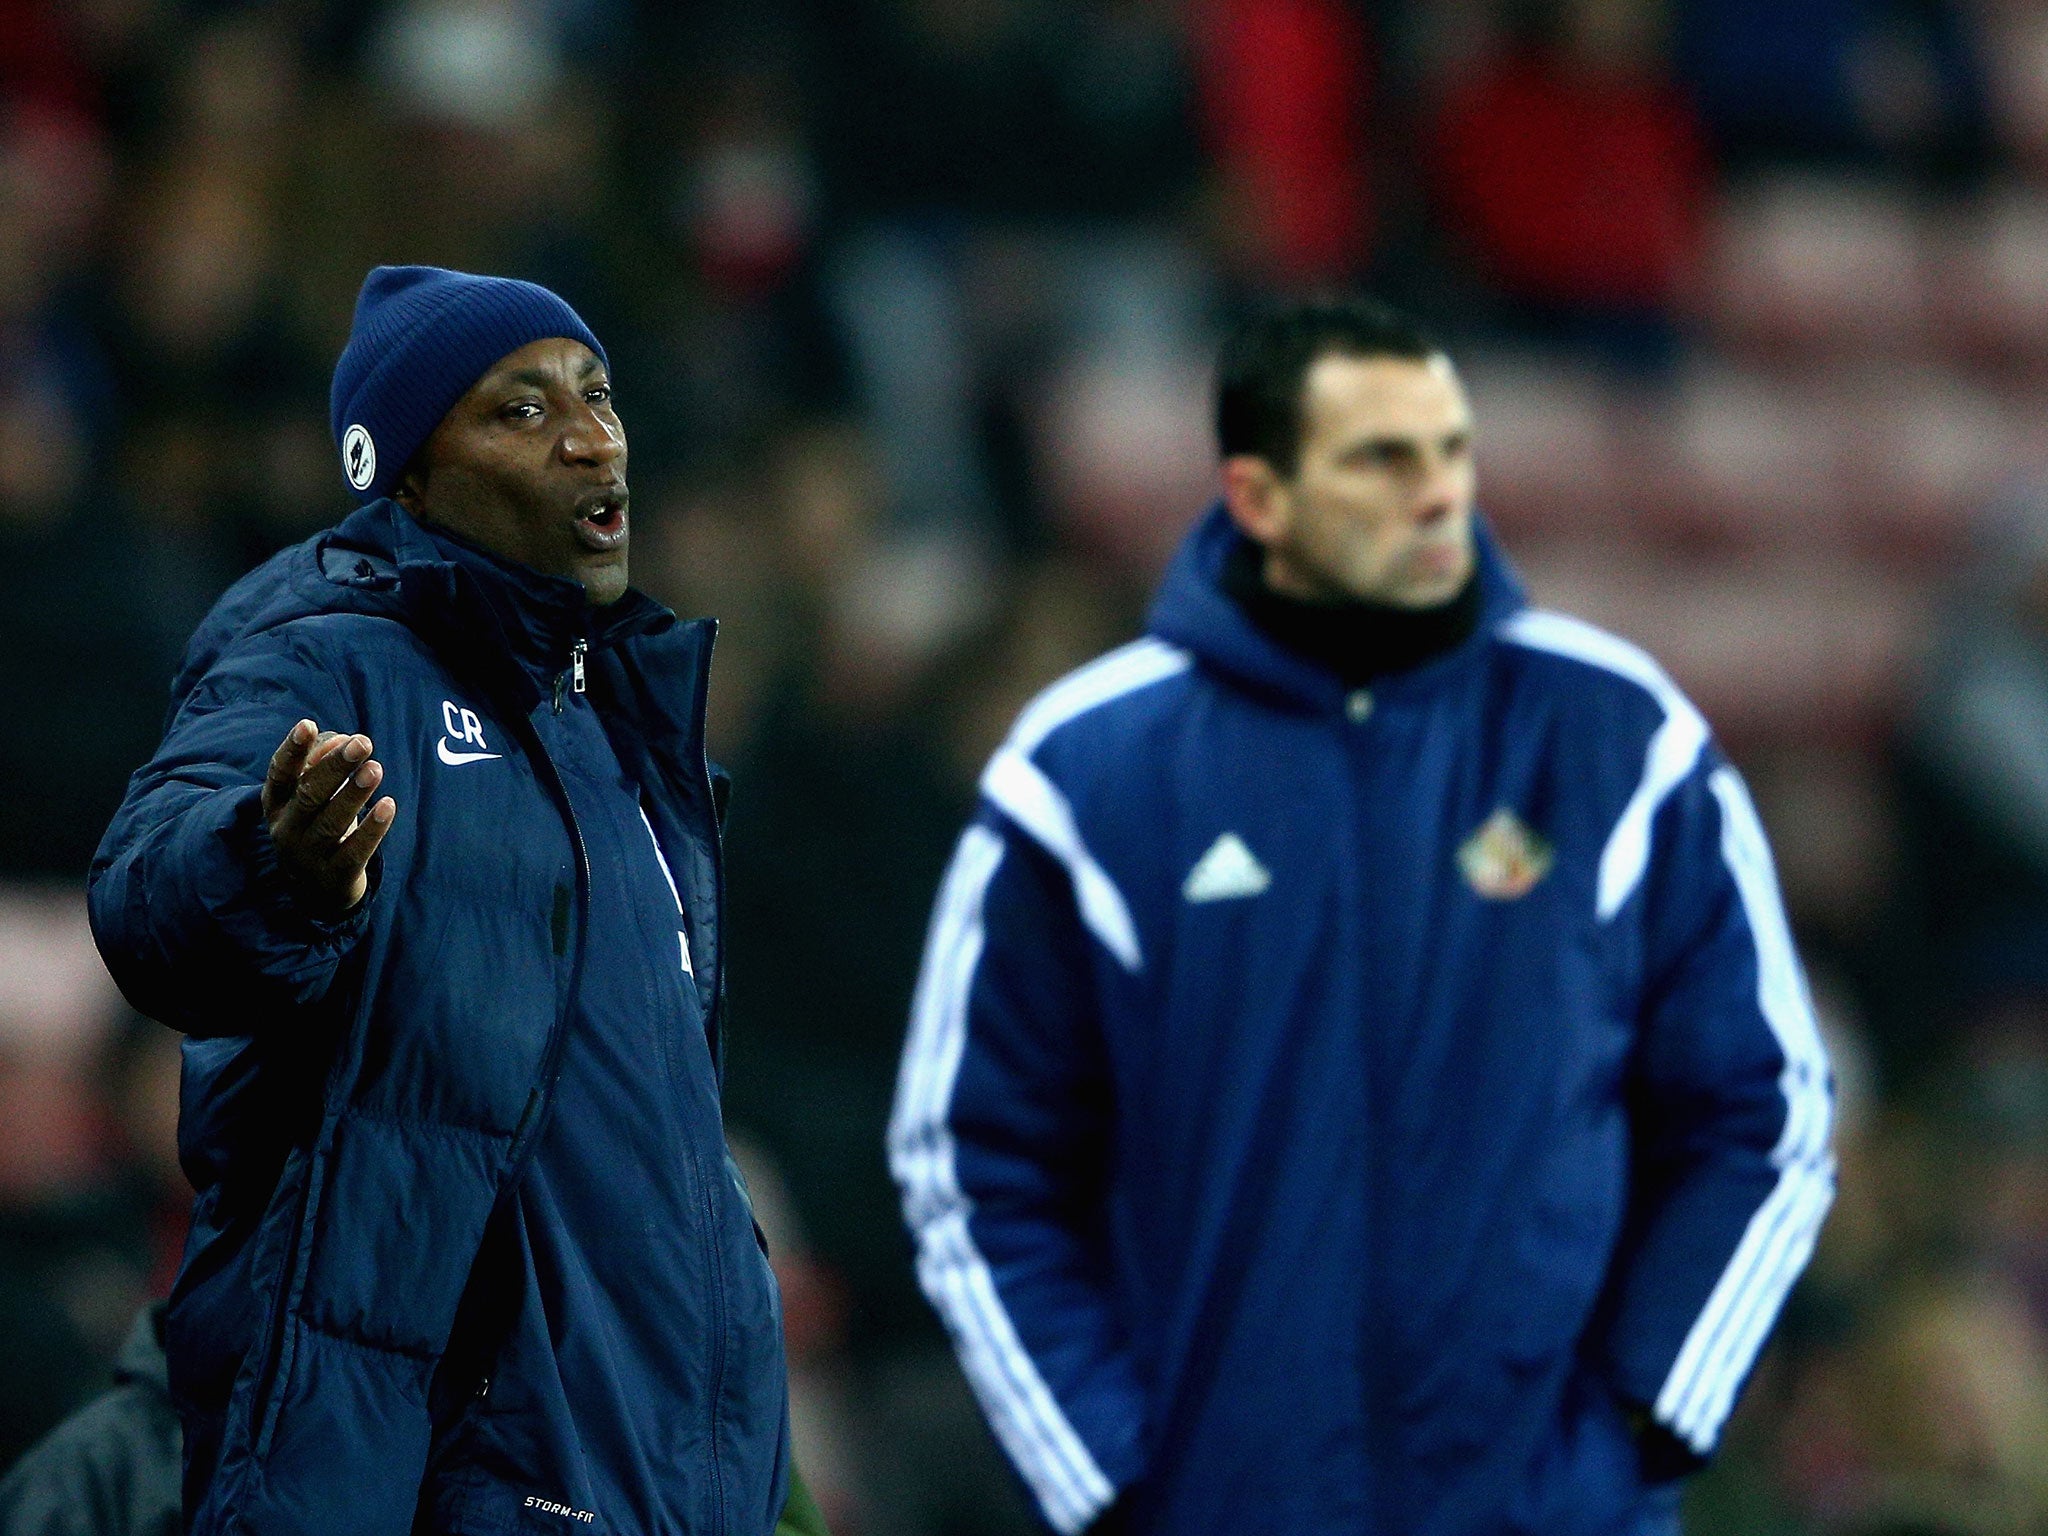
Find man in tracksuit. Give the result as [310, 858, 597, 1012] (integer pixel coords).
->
[890, 298, 1835, 1536]
[89, 268, 819, 1536]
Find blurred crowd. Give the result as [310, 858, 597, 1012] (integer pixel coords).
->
[6, 0, 2048, 1533]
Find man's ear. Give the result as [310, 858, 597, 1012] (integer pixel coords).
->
[391, 466, 425, 512]
[1221, 455, 1290, 548]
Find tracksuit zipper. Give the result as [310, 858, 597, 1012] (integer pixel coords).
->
[1346, 698, 1392, 1536]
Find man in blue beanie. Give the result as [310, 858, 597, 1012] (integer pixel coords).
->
[87, 267, 825, 1536]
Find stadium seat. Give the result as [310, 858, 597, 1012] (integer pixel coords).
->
[1835, 368, 2019, 556]
[1513, 542, 1927, 746]
[1937, 183, 2048, 364]
[1034, 355, 1217, 576]
[1460, 353, 1627, 538]
[1707, 175, 1930, 356]
[1656, 363, 1848, 543]
[1978, 5, 2048, 174]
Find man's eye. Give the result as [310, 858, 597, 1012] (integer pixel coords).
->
[505, 401, 543, 421]
[587, 385, 612, 405]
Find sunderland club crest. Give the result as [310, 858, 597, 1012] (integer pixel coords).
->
[1457, 807, 1554, 900]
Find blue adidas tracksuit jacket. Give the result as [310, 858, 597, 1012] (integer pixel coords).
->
[88, 500, 789, 1536]
[890, 506, 1835, 1536]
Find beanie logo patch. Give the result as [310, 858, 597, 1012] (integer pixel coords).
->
[342, 424, 377, 491]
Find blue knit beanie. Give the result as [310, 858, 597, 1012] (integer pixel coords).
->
[328, 265, 607, 502]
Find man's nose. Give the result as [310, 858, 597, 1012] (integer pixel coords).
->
[560, 406, 625, 466]
[1412, 457, 1461, 524]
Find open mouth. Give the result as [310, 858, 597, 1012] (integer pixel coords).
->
[573, 490, 629, 552]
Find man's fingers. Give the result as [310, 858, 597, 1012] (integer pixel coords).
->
[258, 723, 392, 914]
[263, 720, 320, 813]
[306, 757, 384, 846]
[299, 734, 370, 806]
[280, 734, 373, 828]
[333, 797, 398, 887]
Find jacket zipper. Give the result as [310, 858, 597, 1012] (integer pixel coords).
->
[635, 625, 732, 1528]
[499, 708, 592, 1195]
[547, 622, 735, 1528]
[552, 639, 587, 714]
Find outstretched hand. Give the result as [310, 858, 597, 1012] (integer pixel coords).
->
[262, 720, 397, 916]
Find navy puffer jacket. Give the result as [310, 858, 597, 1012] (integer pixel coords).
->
[88, 499, 788, 1535]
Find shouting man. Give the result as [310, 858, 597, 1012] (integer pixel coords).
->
[91, 267, 818, 1536]
[890, 297, 1834, 1536]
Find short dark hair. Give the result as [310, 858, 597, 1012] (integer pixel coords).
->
[1215, 296, 1444, 476]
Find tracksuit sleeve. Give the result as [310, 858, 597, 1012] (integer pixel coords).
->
[1596, 750, 1835, 1458]
[889, 811, 1148, 1535]
[87, 627, 374, 1037]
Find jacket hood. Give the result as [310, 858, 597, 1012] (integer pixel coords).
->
[1146, 502, 1526, 713]
[167, 499, 673, 721]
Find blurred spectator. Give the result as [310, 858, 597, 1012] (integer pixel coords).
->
[0, 430, 184, 880]
[1432, 0, 1709, 365]
[646, 416, 1139, 1534]
[0, 1301, 177, 1536]
[1976, 1, 2048, 181]
[0, 77, 190, 876]
[618, 50, 846, 481]
[358, 0, 623, 297]
[1807, 1272, 2048, 1531]
[1672, 0, 1990, 178]
[1192, 0, 1374, 284]
[718, 422, 988, 1355]
[1893, 497, 2048, 1061]
[0, 891, 163, 1470]
[730, 1137, 861, 1535]
[0, 0, 100, 129]
[811, 0, 1212, 546]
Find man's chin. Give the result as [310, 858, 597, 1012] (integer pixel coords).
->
[1391, 544, 1475, 608]
[577, 553, 630, 606]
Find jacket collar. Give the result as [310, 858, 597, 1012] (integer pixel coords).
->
[325, 498, 673, 708]
[1146, 502, 1526, 714]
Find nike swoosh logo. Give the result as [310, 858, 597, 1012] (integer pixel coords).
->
[437, 739, 503, 766]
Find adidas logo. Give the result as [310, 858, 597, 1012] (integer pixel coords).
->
[1183, 832, 1271, 903]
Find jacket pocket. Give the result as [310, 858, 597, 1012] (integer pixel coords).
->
[245, 1327, 440, 1535]
[1502, 1118, 1628, 1368]
[1508, 1368, 1645, 1533]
